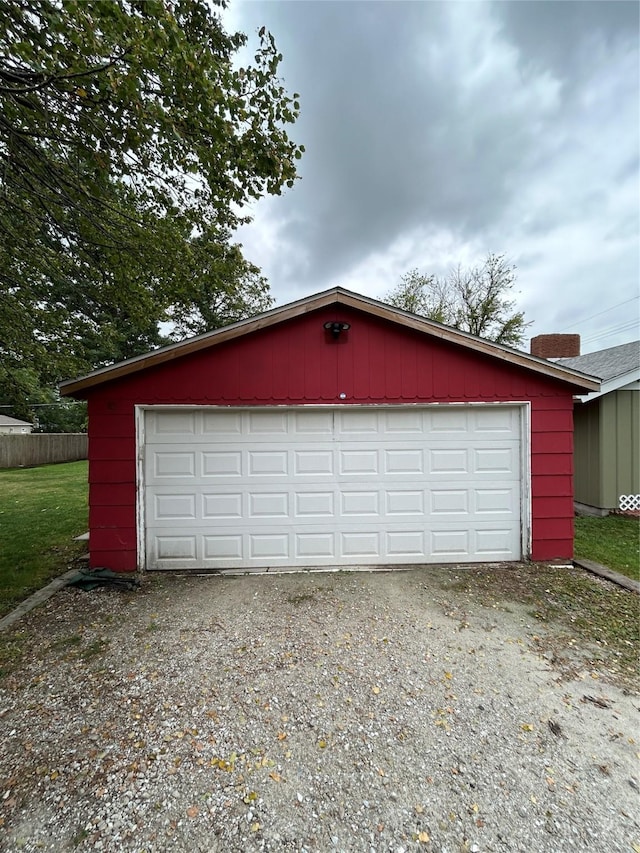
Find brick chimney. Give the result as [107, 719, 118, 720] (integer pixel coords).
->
[530, 334, 580, 359]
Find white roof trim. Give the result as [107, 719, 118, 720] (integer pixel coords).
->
[576, 366, 640, 402]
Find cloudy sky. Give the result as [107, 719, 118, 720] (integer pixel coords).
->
[224, 1, 639, 354]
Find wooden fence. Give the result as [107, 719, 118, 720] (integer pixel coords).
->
[0, 434, 88, 469]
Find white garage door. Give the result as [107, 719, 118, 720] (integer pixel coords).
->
[142, 406, 523, 570]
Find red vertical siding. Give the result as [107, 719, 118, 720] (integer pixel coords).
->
[84, 305, 580, 570]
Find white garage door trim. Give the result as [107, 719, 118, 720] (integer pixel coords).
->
[136, 402, 531, 570]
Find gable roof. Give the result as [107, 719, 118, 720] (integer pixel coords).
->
[0, 415, 32, 427]
[60, 287, 600, 397]
[557, 340, 639, 402]
[556, 340, 639, 381]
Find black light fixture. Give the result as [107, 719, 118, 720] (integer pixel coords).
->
[324, 320, 351, 339]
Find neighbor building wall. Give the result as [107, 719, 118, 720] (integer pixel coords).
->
[600, 390, 640, 509]
[84, 306, 580, 571]
[573, 400, 601, 508]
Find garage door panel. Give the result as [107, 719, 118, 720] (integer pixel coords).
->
[384, 449, 424, 474]
[473, 447, 516, 474]
[202, 492, 243, 519]
[250, 533, 289, 559]
[386, 490, 424, 515]
[295, 532, 335, 558]
[248, 492, 289, 517]
[203, 534, 243, 559]
[294, 450, 333, 475]
[430, 489, 469, 515]
[336, 409, 379, 434]
[294, 410, 333, 434]
[386, 530, 425, 556]
[247, 450, 287, 476]
[475, 527, 518, 555]
[247, 410, 288, 434]
[339, 450, 378, 475]
[202, 411, 242, 435]
[425, 409, 469, 434]
[471, 407, 519, 433]
[384, 410, 424, 433]
[155, 534, 197, 561]
[294, 491, 335, 516]
[144, 406, 523, 568]
[474, 488, 516, 514]
[154, 494, 197, 520]
[341, 531, 380, 556]
[430, 529, 469, 555]
[429, 448, 469, 474]
[153, 451, 196, 478]
[151, 411, 197, 436]
[341, 490, 380, 515]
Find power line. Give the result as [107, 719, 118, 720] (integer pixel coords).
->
[555, 295, 640, 333]
[0, 402, 85, 409]
[581, 319, 640, 345]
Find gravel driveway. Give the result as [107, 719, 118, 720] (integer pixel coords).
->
[0, 567, 638, 853]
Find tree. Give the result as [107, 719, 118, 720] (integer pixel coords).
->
[0, 0, 303, 410]
[0, 366, 86, 431]
[385, 254, 530, 347]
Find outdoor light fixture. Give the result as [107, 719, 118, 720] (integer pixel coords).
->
[324, 320, 351, 339]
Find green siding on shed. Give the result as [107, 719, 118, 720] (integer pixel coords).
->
[575, 390, 639, 510]
[573, 400, 600, 507]
[601, 390, 639, 507]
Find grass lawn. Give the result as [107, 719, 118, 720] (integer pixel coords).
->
[574, 514, 640, 581]
[0, 461, 88, 617]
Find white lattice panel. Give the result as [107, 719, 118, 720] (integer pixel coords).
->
[619, 494, 640, 512]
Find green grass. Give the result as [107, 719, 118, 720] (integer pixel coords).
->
[574, 515, 640, 581]
[0, 461, 88, 616]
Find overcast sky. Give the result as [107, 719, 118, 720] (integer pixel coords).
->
[224, 1, 639, 354]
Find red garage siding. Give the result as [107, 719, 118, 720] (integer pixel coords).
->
[80, 304, 582, 571]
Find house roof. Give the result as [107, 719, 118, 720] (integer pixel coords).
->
[556, 340, 639, 381]
[0, 415, 32, 427]
[556, 340, 639, 402]
[60, 287, 601, 397]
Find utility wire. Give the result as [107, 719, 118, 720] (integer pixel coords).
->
[581, 319, 640, 345]
[555, 295, 640, 333]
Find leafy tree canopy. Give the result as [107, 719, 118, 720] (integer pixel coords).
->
[385, 253, 530, 347]
[0, 0, 302, 420]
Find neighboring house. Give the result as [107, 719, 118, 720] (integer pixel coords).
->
[0, 415, 33, 434]
[60, 288, 599, 574]
[556, 340, 640, 515]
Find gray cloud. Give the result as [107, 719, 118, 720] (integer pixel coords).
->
[229, 1, 639, 351]
[497, 0, 639, 80]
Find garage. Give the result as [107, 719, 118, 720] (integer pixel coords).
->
[143, 405, 523, 569]
[60, 287, 599, 572]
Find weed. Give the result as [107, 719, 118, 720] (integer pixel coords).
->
[72, 826, 90, 846]
[0, 632, 25, 678]
[287, 591, 316, 605]
[80, 638, 109, 661]
[51, 634, 83, 651]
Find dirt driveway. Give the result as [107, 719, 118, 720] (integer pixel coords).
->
[0, 565, 638, 852]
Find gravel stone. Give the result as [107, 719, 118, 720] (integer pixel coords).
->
[0, 568, 638, 852]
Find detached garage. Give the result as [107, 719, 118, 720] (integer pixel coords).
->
[60, 288, 599, 573]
